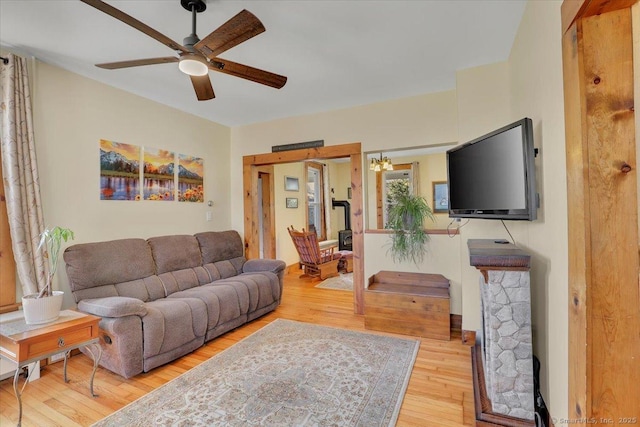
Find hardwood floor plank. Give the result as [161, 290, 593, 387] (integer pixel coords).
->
[0, 272, 474, 426]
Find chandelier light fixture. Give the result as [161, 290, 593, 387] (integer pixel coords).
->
[369, 153, 393, 172]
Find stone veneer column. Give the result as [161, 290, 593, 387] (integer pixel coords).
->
[480, 270, 534, 420]
[468, 239, 534, 422]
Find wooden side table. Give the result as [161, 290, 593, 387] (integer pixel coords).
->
[0, 310, 102, 427]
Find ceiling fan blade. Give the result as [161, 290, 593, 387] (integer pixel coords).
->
[209, 58, 287, 89]
[80, 0, 188, 53]
[190, 75, 215, 101]
[97, 57, 179, 70]
[195, 10, 265, 59]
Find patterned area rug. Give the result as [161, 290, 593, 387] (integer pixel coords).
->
[315, 272, 353, 291]
[93, 319, 419, 427]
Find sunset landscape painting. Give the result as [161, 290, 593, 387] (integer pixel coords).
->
[99, 139, 140, 201]
[178, 154, 204, 203]
[143, 147, 175, 201]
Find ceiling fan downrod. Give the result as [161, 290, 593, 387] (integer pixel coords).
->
[181, 0, 206, 48]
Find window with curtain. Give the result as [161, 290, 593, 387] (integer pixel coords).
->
[0, 152, 18, 313]
[305, 162, 326, 241]
[376, 163, 413, 229]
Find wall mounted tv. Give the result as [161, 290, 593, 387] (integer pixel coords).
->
[447, 118, 538, 221]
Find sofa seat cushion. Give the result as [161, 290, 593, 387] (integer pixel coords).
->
[141, 298, 207, 359]
[168, 283, 249, 330]
[204, 259, 245, 281]
[223, 272, 281, 312]
[159, 266, 212, 295]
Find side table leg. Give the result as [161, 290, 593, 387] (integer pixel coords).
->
[12, 367, 22, 427]
[62, 350, 71, 383]
[12, 365, 34, 427]
[83, 343, 102, 397]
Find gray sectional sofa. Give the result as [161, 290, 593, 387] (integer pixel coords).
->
[63, 231, 286, 378]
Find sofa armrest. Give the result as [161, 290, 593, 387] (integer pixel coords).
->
[78, 296, 147, 318]
[243, 259, 286, 275]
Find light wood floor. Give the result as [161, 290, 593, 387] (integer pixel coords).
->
[0, 272, 475, 426]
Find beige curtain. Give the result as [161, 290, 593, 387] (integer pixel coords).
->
[0, 53, 47, 296]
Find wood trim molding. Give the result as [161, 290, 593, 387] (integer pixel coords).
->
[450, 314, 462, 333]
[364, 228, 460, 235]
[471, 344, 535, 427]
[256, 165, 276, 259]
[304, 162, 326, 241]
[562, 0, 638, 34]
[562, 1, 640, 422]
[461, 329, 475, 346]
[243, 143, 365, 314]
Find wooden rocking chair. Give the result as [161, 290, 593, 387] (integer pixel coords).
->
[287, 226, 341, 280]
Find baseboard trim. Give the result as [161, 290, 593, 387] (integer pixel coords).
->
[471, 343, 534, 427]
[461, 329, 476, 346]
[450, 314, 462, 333]
[285, 263, 302, 274]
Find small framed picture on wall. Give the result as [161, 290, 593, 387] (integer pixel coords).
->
[286, 197, 298, 208]
[284, 176, 299, 191]
[432, 181, 449, 213]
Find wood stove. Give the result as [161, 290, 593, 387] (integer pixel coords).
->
[332, 200, 352, 251]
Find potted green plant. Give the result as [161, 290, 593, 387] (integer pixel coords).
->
[22, 226, 74, 324]
[386, 194, 435, 264]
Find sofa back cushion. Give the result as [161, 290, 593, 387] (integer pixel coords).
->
[195, 231, 244, 264]
[147, 235, 202, 274]
[65, 239, 159, 302]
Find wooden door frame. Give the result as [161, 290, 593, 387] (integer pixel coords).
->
[243, 143, 364, 314]
[256, 166, 276, 259]
[304, 161, 327, 241]
[561, 0, 639, 421]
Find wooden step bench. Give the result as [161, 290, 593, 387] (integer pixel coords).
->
[364, 271, 451, 341]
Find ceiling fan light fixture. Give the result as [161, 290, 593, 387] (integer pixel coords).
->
[178, 56, 209, 76]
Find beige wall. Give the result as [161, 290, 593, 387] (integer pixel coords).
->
[230, 89, 459, 231]
[450, 1, 567, 417]
[274, 162, 305, 264]
[6, 0, 571, 416]
[508, 0, 567, 419]
[31, 61, 231, 308]
[231, 1, 569, 417]
[231, 90, 464, 313]
[455, 61, 517, 331]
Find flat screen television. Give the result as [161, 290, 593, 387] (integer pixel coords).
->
[447, 118, 538, 221]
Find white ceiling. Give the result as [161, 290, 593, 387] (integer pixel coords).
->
[0, 1, 526, 127]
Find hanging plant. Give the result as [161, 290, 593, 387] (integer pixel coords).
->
[386, 194, 435, 264]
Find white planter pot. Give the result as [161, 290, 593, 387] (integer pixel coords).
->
[22, 291, 64, 325]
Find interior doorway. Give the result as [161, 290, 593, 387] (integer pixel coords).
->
[257, 166, 275, 259]
[243, 143, 364, 314]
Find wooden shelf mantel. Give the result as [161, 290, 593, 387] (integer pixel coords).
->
[467, 239, 531, 282]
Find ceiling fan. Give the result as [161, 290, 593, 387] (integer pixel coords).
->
[80, 0, 287, 101]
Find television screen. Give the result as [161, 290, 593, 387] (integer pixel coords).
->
[447, 118, 537, 220]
